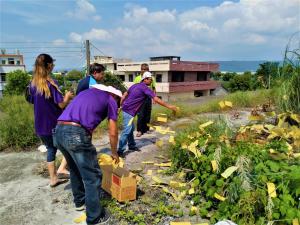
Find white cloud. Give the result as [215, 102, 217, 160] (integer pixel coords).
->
[66, 0, 101, 21]
[69, 28, 110, 42]
[124, 5, 176, 24]
[52, 39, 66, 46]
[244, 33, 267, 44]
[68, 0, 299, 61]
[69, 32, 83, 42]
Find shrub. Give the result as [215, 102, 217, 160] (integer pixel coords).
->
[103, 71, 127, 93]
[3, 70, 31, 95]
[0, 95, 39, 151]
[66, 69, 84, 81]
[276, 35, 300, 113]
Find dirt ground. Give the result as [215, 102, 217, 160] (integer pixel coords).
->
[0, 110, 252, 225]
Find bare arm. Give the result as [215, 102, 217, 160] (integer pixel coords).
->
[153, 96, 177, 112]
[108, 119, 120, 163]
[58, 91, 73, 109]
[120, 91, 128, 106]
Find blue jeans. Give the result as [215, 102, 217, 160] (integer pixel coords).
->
[39, 135, 57, 162]
[53, 124, 104, 225]
[118, 111, 136, 154]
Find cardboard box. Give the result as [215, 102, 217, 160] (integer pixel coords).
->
[101, 165, 113, 194]
[101, 165, 137, 202]
[157, 113, 168, 123]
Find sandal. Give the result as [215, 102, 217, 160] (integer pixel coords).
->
[50, 179, 68, 188]
[136, 132, 142, 137]
[57, 173, 70, 179]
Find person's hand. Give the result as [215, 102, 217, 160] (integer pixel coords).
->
[111, 152, 120, 164]
[169, 105, 178, 113]
[118, 107, 122, 114]
[65, 91, 74, 100]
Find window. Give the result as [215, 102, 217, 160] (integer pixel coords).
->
[8, 58, 15, 65]
[16, 60, 20, 65]
[1, 60, 5, 65]
[171, 72, 184, 82]
[197, 72, 208, 81]
[194, 90, 204, 97]
[128, 74, 133, 82]
[1, 73, 6, 82]
[113, 63, 117, 70]
[156, 74, 162, 83]
[117, 75, 125, 81]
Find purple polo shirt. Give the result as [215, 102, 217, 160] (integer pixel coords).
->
[30, 80, 63, 136]
[58, 88, 118, 132]
[122, 82, 156, 116]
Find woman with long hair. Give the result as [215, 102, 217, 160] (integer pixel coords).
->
[30, 53, 73, 187]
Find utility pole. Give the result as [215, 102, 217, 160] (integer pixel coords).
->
[85, 40, 90, 77]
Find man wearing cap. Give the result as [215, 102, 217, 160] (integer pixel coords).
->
[118, 72, 177, 157]
[76, 63, 105, 95]
[133, 63, 156, 137]
[53, 84, 122, 225]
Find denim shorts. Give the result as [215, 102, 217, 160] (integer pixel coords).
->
[39, 135, 57, 162]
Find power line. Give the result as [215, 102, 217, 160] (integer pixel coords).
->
[20, 51, 83, 53]
[0, 41, 81, 44]
[1, 47, 82, 49]
[90, 42, 106, 56]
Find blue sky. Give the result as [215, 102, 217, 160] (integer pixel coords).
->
[0, 0, 299, 70]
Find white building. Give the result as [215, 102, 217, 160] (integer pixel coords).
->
[94, 55, 219, 102]
[0, 53, 26, 96]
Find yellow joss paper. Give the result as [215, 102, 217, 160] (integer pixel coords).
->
[190, 206, 198, 214]
[199, 120, 214, 129]
[170, 222, 191, 225]
[169, 180, 186, 188]
[267, 182, 277, 198]
[152, 176, 167, 184]
[221, 166, 238, 179]
[214, 193, 226, 201]
[219, 101, 233, 109]
[136, 175, 143, 184]
[211, 160, 218, 172]
[157, 116, 168, 123]
[154, 162, 172, 167]
[142, 161, 154, 164]
[169, 135, 175, 144]
[74, 213, 86, 223]
[156, 140, 164, 147]
[188, 188, 195, 195]
[194, 223, 209, 225]
[146, 170, 152, 176]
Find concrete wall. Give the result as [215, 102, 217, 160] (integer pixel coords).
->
[117, 60, 170, 72]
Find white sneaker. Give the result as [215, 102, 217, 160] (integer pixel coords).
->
[75, 205, 85, 211]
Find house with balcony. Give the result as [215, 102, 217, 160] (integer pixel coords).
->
[0, 52, 26, 97]
[116, 56, 219, 101]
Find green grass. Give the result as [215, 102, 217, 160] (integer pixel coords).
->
[0, 95, 39, 151]
[151, 89, 274, 121]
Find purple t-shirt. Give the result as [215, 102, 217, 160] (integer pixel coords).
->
[58, 88, 118, 132]
[122, 82, 156, 116]
[30, 80, 63, 136]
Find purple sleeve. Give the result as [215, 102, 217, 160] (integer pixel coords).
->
[49, 84, 63, 104]
[143, 86, 156, 98]
[107, 95, 118, 121]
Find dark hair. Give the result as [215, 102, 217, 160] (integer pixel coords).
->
[141, 63, 149, 69]
[35, 53, 54, 69]
[90, 63, 105, 74]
